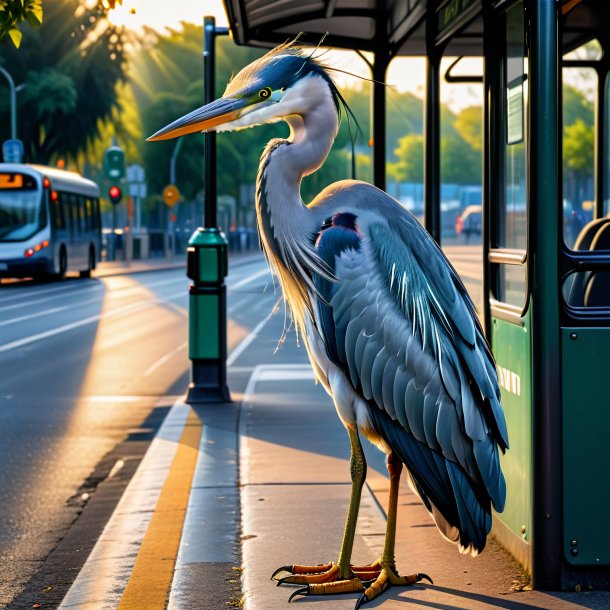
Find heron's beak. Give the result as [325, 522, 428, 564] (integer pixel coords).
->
[147, 96, 249, 142]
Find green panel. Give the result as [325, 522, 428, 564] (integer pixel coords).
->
[189, 293, 219, 359]
[198, 248, 218, 283]
[562, 328, 610, 566]
[490, 310, 533, 548]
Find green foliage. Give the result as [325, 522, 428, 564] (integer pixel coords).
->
[454, 105, 482, 152]
[390, 134, 423, 183]
[0, 0, 127, 164]
[0, 0, 42, 48]
[563, 83, 594, 126]
[441, 133, 481, 184]
[563, 118, 594, 176]
[562, 83, 594, 183]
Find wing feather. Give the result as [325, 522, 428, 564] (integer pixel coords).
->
[310, 197, 508, 553]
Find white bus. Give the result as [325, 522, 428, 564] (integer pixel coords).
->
[0, 164, 101, 280]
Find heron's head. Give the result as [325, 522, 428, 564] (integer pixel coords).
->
[148, 42, 344, 142]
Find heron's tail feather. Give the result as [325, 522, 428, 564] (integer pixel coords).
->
[368, 406, 492, 555]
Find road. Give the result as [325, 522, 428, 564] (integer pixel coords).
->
[0, 256, 275, 609]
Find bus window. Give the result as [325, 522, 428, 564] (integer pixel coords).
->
[69, 194, 81, 236]
[61, 192, 74, 239]
[385, 56, 425, 227]
[440, 56, 484, 316]
[84, 197, 93, 231]
[51, 191, 65, 231]
[94, 198, 101, 231]
[0, 172, 42, 241]
[492, 1, 528, 309]
[562, 56, 596, 250]
[607, 74, 610, 218]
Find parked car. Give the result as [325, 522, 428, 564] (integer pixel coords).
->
[456, 205, 482, 241]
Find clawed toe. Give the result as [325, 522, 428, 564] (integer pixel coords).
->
[288, 586, 310, 603]
[417, 572, 433, 585]
[354, 567, 434, 608]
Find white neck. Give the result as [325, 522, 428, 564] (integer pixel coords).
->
[256, 75, 339, 258]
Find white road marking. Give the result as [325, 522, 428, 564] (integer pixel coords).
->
[0, 291, 185, 353]
[0, 281, 94, 303]
[143, 342, 188, 377]
[0, 284, 103, 313]
[229, 268, 270, 291]
[226, 314, 273, 367]
[141, 267, 272, 377]
[0, 306, 65, 327]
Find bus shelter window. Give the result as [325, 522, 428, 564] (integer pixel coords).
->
[385, 56, 426, 227]
[494, 1, 528, 309]
[562, 41, 597, 250]
[439, 56, 484, 316]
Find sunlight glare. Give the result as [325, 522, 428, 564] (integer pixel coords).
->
[106, 0, 229, 32]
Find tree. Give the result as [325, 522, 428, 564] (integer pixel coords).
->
[564, 118, 594, 176]
[0, 0, 128, 164]
[454, 105, 482, 151]
[391, 134, 423, 183]
[441, 134, 481, 184]
[0, 0, 42, 48]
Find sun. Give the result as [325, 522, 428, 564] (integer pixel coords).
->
[105, 0, 229, 33]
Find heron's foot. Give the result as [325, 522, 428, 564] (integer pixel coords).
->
[272, 561, 391, 602]
[355, 564, 433, 609]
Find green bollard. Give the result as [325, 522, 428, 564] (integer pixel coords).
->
[185, 226, 231, 403]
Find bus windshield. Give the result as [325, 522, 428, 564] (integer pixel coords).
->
[0, 173, 43, 242]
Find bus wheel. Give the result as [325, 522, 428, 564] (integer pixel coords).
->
[80, 247, 95, 279]
[56, 247, 67, 280]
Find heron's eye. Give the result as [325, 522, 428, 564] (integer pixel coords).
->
[258, 87, 272, 100]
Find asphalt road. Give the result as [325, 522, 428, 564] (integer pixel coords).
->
[0, 255, 274, 609]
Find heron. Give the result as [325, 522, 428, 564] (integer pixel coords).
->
[149, 41, 508, 608]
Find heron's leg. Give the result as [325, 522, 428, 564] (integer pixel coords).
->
[354, 452, 432, 609]
[337, 425, 367, 578]
[271, 427, 368, 597]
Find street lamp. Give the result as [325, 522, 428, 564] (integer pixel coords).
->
[0, 66, 17, 140]
[185, 16, 230, 404]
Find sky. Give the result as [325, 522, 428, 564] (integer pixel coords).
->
[106, 0, 484, 112]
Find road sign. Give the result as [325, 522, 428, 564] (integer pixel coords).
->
[126, 163, 145, 184]
[163, 184, 180, 207]
[2, 139, 23, 163]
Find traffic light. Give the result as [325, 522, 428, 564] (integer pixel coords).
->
[109, 185, 122, 205]
[103, 146, 125, 181]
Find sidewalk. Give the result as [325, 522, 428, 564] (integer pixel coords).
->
[95, 250, 262, 277]
[57, 310, 610, 610]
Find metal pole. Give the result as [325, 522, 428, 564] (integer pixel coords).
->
[371, 54, 388, 192]
[424, 47, 441, 245]
[0, 66, 17, 140]
[186, 17, 230, 404]
[203, 18, 229, 227]
[530, 0, 561, 590]
[170, 137, 183, 185]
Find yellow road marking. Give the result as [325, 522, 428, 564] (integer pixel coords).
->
[118, 408, 202, 610]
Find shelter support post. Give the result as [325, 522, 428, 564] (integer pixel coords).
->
[424, 46, 441, 244]
[530, 0, 561, 588]
[371, 54, 388, 192]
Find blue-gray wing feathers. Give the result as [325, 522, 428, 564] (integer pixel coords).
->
[312, 200, 508, 554]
